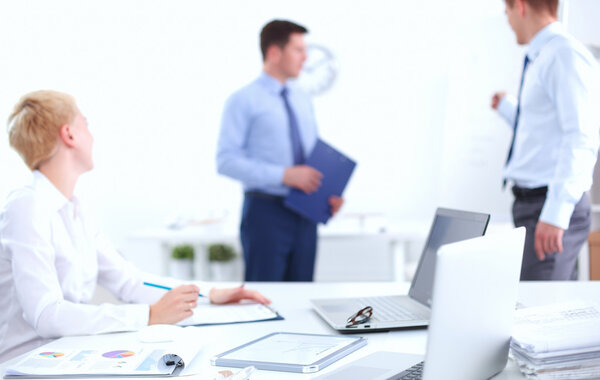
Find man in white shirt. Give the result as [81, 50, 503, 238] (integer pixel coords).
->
[0, 90, 270, 363]
[491, 0, 600, 280]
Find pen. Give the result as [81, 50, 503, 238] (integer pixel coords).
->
[143, 282, 206, 298]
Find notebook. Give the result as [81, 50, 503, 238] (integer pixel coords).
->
[284, 139, 356, 224]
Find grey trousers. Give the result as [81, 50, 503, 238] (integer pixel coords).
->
[513, 191, 591, 281]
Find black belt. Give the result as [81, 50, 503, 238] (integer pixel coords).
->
[244, 191, 285, 201]
[512, 185, 548, 199]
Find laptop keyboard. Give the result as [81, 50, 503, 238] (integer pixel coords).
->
[393, 361, 424, 380]
[355, 297, 424, 322]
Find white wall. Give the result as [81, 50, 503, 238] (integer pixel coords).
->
[563, 0, 600, 46]
[0, 0, 521, 251]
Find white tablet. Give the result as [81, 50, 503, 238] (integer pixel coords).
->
[210, 332, 367, 373]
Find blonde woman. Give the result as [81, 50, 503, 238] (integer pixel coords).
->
[0, 90, 270, 363]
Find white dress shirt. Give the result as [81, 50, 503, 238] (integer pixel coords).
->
[498, 22, 600, 229]
[0, 171, 204, 363]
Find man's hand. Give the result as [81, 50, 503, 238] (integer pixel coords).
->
[210, 285, 271, 305]
[149, 284, 200, 325]
[329, 196, 344, 215]
[534, 221, 564, 261]
[283, 165, 323, 194]
[491, 91, 507, 110]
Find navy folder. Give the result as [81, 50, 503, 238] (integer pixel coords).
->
[285, 139, 356, 224]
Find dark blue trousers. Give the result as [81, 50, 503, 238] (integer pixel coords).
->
[240, 192, 317, 282]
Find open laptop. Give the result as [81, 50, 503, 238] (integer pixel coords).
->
[315, 227, 526, 380]
[311, 208, 490, 331]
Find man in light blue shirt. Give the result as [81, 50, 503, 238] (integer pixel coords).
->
[217, 20, 343, 281]
[492, 0, 600, 280]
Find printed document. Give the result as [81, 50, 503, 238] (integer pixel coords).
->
[4, 330, 201, 378]
[512, 301, 600, 353]
[178, 303, 280, 326]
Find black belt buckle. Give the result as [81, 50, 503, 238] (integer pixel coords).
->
[244, 191, 285, 201]
[512, 186, 548, 199]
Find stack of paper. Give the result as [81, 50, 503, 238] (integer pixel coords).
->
[511, 301, 600, 379]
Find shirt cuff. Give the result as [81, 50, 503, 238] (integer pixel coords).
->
[497, 95, 517, 126]
[539, 198, 576, 230]
[194, 281, 212, 300]
[129, 304, 150, 328]
[266, 165, 286, 186]
[204, 287, 215, 303]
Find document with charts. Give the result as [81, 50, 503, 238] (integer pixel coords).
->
[4, 331, 201, 378]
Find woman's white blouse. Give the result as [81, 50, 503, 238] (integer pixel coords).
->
[0, 171, 161, 362]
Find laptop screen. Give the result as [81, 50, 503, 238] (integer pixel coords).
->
[408, 208, 490, 307]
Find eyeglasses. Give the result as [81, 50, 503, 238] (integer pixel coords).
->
[346, 306, 373, 327]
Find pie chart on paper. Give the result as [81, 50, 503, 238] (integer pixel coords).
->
[102, 350, 136, 359]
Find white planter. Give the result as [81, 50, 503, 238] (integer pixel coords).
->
[169, 258, 194, 280]
[210, 261, 236, 281]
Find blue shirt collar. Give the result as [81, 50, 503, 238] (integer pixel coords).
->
[258, 71, 288, 95]
[527, 22, 563, 61]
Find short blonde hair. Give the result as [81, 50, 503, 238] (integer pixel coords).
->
[7, 90, 77, 170]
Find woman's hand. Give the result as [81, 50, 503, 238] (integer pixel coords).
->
[209, 285, 271, 305]
[148, 284, 200, 325]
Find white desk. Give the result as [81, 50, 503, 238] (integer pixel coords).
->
[3, 281, 600, 379]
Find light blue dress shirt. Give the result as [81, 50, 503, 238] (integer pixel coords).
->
[217, 72, 319, 196]
[498, 22, 600, 230]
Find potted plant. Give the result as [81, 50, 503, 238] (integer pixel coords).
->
[208, 244, 237, 281]
[169, 244, 194, 280]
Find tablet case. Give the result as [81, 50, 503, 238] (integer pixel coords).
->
[211, 332, 367, 373]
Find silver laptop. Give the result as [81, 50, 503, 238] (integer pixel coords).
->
[315, 227, 526, 380]
[311, 208, 490, 331]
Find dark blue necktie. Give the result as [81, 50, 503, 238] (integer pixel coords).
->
[503, 55, 530, 187]
[281, 87, 305, 165]
[505, 55, 530, 167]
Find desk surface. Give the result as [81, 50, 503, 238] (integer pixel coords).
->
[3, 281, 600, 379]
